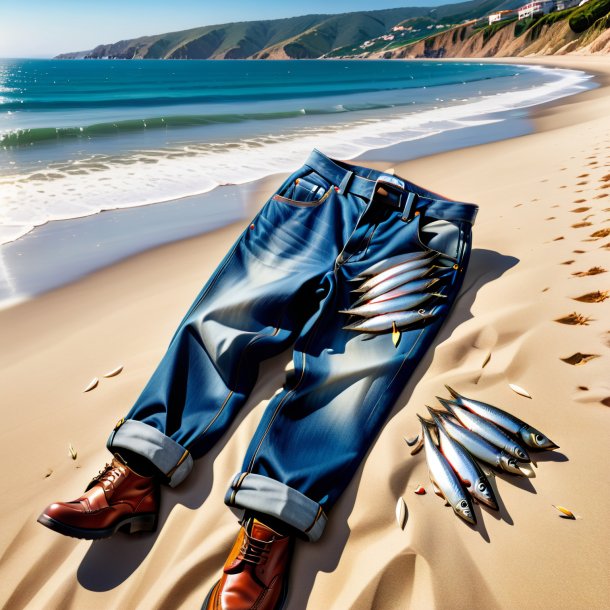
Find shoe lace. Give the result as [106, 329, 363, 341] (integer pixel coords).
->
[238, 531, 273, 566]
[89, 461, 125, 488]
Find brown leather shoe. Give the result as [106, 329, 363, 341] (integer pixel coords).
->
[37, 454, 159, 540]
[203, 516, 294, 610]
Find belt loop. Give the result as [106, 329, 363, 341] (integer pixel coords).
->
[401, 192, 417, 221]
[337, 170, 354, 195]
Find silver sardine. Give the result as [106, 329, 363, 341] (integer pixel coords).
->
[434, 410, 523, 475]
[444, 385, 559, 450]
[353, 266, 436, 304]
[343, 309, 435, 333]
[427, 407, 498, 510]
[438, 397, 530, 463]
[418, 415, 476, 525]
[367, 277, 440, 304]
[355, 250, 431, 278]
[354, 254, 439, 293]
[340, 292, 445, 318]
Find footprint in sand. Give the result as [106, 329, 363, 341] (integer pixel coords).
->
[555, 312, 593, 325]
[573, 199, 587, 204]
[594, 193, 608, 199]
[578, 173, 590, 178]
[546, 216, 556, 220]
[577, 181, 588, 186]
[552, 236, 565, 241]
[572, 222, 593, 228]
[572, 290, 609, 303]
[571, 206, 590, 212]
[600, 173, 610, 182]
[561, 260, 575, 265]
[573, 249, 586, 254]
[590, 228, 610, 239]
[572, 267, 607, 277]
[560, 353, 600, 365]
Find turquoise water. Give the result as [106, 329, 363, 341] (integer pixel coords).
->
[0, 59, 593, 246]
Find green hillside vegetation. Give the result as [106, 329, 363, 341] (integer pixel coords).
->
[569, 0, 610, 32]
[56, 0, 523, 59]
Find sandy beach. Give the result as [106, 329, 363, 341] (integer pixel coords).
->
[1, 54, 609, 609]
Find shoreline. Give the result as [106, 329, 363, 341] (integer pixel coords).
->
[1, 54, 609, 609]
[0, 58, 599, 308]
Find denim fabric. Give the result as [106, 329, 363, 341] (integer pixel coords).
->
[108, 149, 477, 541]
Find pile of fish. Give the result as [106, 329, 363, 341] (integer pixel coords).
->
[410, 385, 559, 525]
[340, 249, 455, 334]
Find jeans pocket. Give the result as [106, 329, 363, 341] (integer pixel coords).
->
[414, 214, 466, 264]
[272, 170, 333, 207]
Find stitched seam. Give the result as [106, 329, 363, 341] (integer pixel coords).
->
[341, 222, 379, 265]
[364, 326, 426, 428]
[165, 449, 190, 479]
[185, 302, 286, 451]
[185, 390, 234, 451]
[304, 505, 324, 533]
[272, 185, 333, 207]
[245, 309, 325, 473]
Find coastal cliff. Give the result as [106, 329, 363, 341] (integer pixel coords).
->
[55, 0, 609, 59]
[372, 4, 610, 57]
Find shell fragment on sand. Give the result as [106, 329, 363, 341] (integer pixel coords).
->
[103, 365, 124, 378]
[404, 434, 419, 447]
[396, 497, 408, 529]
[68, 444, 77, 460]
[508, 383, 532, 399]
[83, 377, 99, 392]
[553, 505, 576, 519]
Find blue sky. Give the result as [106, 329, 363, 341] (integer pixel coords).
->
[0, 0, 449, 57]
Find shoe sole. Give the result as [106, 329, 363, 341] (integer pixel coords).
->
[37, 512, 158, 540]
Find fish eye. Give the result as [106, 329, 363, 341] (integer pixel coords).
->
[508, 459, 517, 467]
[460, 500, 468, 508]
[535, 434, 545, 445]
[478, 483, 486, 492]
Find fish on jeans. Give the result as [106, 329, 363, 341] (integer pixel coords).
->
[432, 410, 524, 475]
[343, 309, 435, 333]
[340, 292, 445, 318]
[418, 415, 476, 525]
[352, 265, 439, 305]
[353, 253, 440, 293]
[354, 249, 434, 278]
[366, 277, 441, 304]
[426, 407, 498, 510]
[437, 397, 531, 463]
[444, 385, 559, 450]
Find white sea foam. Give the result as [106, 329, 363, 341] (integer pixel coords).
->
[0, 66, 592, 246]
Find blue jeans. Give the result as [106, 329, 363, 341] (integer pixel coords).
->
[107, 149, 477, 542]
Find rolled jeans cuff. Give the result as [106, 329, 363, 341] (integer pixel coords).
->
[224, 472, 327, 542]
[106, 419, 193, 487]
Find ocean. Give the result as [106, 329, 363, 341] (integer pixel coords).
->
[0, 58, 594, 304]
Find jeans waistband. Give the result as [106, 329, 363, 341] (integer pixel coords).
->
[304, 149, 478, 225]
